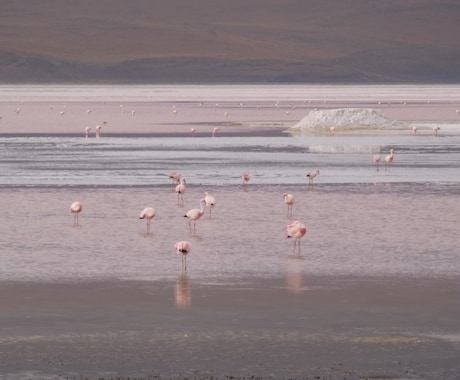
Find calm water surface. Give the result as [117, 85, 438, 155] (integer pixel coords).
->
[0, 85, 459, 283]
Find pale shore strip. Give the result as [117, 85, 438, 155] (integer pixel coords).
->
[1, 275, 460, 379]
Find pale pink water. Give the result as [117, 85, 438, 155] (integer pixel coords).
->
[1, 183, 459, 282]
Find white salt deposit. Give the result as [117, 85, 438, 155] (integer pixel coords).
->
[287, 108, 406, 135]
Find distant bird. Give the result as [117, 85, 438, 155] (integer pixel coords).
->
[139, 207, 156, 234]
[412, 126, 418, 135]
[306, 169, 320, 184]
[95, 125, 102, 138]
[283, 193, 295, 216]
[242, 171, 251, 189]
[190, 127, 196, 136]
[385, 149, 394, 171]
[169, 172, 181, 187]
[175, 241, 191, 271]
[329, 126, 335, 136]
[204, 192, 216, 215]
[433, 126, 440, 136]
[70, 201, 83, 226]
[175, 178, 186, 204]
[373, 155, 381, 171]
[286, 220, 307, 253]
[85, 126, 91, 138]
[212, 127, 220, 137]
[184, 198, 206, 230]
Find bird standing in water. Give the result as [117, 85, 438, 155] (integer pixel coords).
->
[184, 199, 206, 230]
[70, 201, 83, 226]
[175, 241, 191, 271]
[139, 207, 156, 234]
[283, 193, 295, 217]
[306, 169, 320, 184]
[204, 192, 216, 216]
[286, 220, 307, 253]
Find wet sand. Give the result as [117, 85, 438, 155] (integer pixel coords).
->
[1, 276, 460, 379]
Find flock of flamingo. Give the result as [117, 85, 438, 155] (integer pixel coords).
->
[69, 168, 318, 271]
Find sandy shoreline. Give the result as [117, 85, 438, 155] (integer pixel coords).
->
[1, 276, 460, 379]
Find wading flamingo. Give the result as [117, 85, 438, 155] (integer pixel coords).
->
[306, 169, 320, 184]
[190, 127, 196, 136]
[175, 178, 186, 204]
[212, 127, 220, 137]
[95, 125, 102, 138]
[85, 126, 91, 138]
[373, 155, 381, 171]
[169, 172, 181, 187]
[385, 149, 394, 171]
[412, 126, 418, 135]
[184, 199, 206, 230]
[283, 193, 295, 216]
[286, 220, 307, 253]
[433, 126, 440, 136]
[175, 241, 191, 271]
[139, 207, 156, 234]
[70, 201, 83, 226]
[242, 171, 250, 189]
[204, 192, 216, 216]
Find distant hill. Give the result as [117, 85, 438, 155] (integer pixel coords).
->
[1, 0, 459, 83]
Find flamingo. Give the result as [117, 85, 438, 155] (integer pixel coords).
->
[373, 155, 381, 171]
[184, 199, 206, 230]
[329, 126, 335, 136]
[242, 171, 250, 189]
[204, 192, 216, 215]
[385, 149, 394, 171]
[286, 221, 307, 253]
[85, 126, 91, 138]
[175, 241, 191, 271]
[175, 178, 186, 204]
[212, 127, 220, 137]
[95, 125, 102, 138]
[190, 127, 196, 136]
[70, 201, 83, 226]
[412, 126, 418, 135]
[169, 172, 181, 187]
[433, 126, 440, 136]
[282, 193, 295, 216]
[139, 207, 156, 234]
[306, 169, 320, 184]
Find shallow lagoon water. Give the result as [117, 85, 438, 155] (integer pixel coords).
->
[0, 84, 459, 283]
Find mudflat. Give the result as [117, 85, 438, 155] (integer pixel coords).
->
[1, 276, 460, 379]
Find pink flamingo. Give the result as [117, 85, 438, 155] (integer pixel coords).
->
[212, 127, 220, 137]
[373, 155, 381, 171]
[95, 125, 102, 138]
[329, 126, 335, 136]
[412, 126, 418, 135]
[184, 199, 206, 230]
[70, 201, 83, 226]
[85, 126, 91, 138]
[139, 207, 156, 233]
[242, 171, 250, 189]
[175, 178, 186, 204]
[286, 221, 307, 253]
[175, 241, 191, 271]
[204, 192, 216, 216]
[169, 172, 181, 187]
[283, 193, 295, 216]
[433, 126, 440, 136]
[190, 127, 196, 136]
[306, 169, 320, 184]
[385, 149, 394, 171]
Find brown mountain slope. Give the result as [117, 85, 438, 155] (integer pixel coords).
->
[1, 0, 459, 83]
